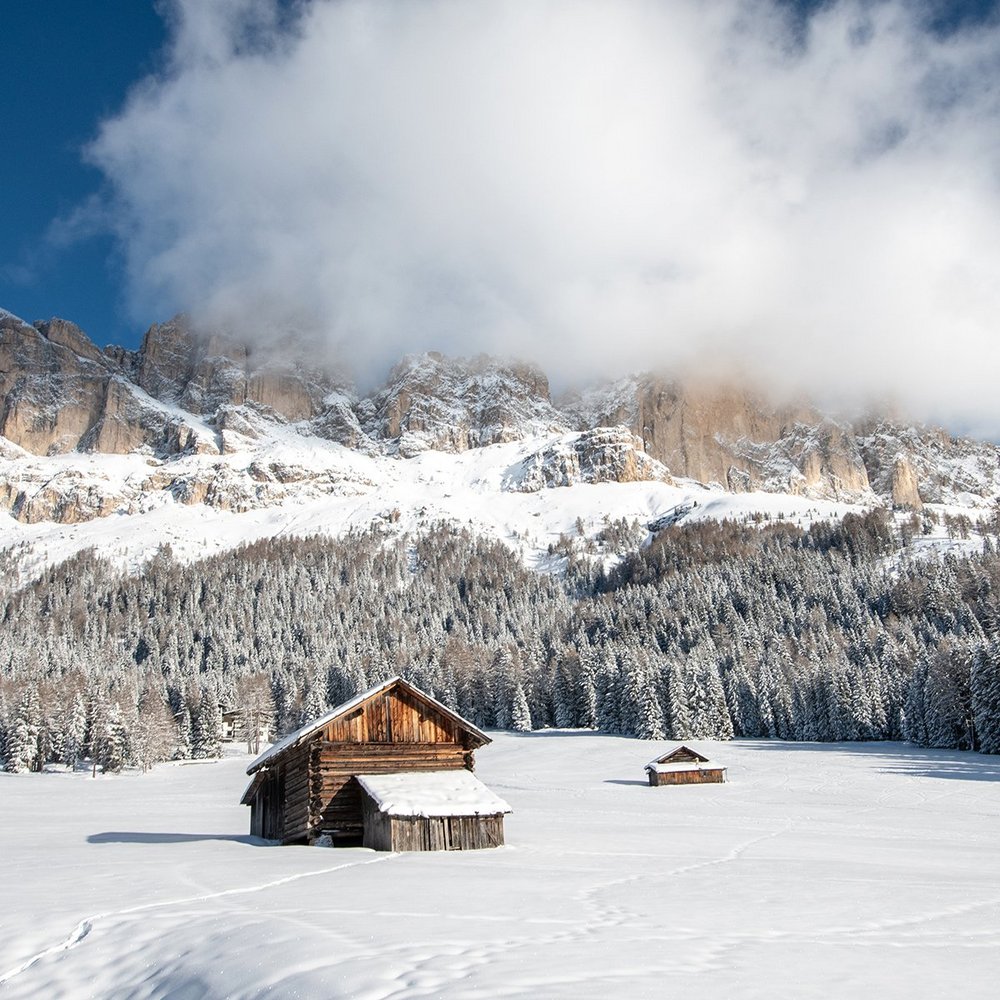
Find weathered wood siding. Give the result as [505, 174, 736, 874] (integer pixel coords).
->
[649, 768, 726, 786]
[309, 685, 475, 841]
[273, 745, 310, 843]
[388, 814, 505, 851]
[249, 770, 285, 840]
[361, 794, 392, 852]
[360, 789, 505, 852]
[658, 747, 708, 765]
[319, 687, 468, 745]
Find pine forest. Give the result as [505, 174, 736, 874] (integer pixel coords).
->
[3, 508, 1000, 773]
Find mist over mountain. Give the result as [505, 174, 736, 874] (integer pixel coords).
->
[62, 0, 1000, 437]
[2, 303, 998, 565]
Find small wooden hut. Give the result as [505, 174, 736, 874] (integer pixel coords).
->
[357, 770, 511, 851]
[241, 677, 507, 847]
[645, 745, 727, 786]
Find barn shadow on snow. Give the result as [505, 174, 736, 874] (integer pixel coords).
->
[603, 779, 649, 787]
[737, 740, 1000, 782]
[88, 832, 267, 846]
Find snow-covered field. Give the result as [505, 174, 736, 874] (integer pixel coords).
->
[3, 734, 999, 999]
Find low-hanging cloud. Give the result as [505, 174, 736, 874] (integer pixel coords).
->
[87, 0, 1000, 433]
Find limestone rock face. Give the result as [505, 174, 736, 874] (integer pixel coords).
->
[890, 456, 923, 510]
[84, 378, 219, 457]
[506, 427, 672, 492]
[1, 469, 125, 525]
[363, 353, 569, 455]
[34, 318, 106, 364]
[137, 317, 198, 401]
[310, 392, 368, 448]
[245, 366, 320, 422]
[138, 316, 342, 423]
[566, 376, 871, 500]
[857, 420, 1000, 508]
[0, 310, 111, 454]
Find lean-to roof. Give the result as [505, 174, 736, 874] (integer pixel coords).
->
[356, 769, 512, 818]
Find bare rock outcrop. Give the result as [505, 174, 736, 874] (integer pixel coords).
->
[858, 420, 1000, 508]
[890, 456, 923, 510]
[0, 311, 113, 455]
[505, 427, 672, 492]
[363, 353, 569, 456]
[83, 378, 219, 456]
[3, 302, 1000, 527]
[1, 469, 125, 525]
[564, 376, 871, 500]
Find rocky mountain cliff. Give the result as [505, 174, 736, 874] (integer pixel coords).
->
[2, 306, 998, 531]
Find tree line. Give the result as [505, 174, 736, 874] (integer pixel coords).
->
[1, 507, 999, 773]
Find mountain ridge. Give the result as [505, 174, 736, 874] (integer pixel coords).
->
[2, 306, 998, 562]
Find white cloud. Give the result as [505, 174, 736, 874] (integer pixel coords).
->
[87, 0, 1000, 433]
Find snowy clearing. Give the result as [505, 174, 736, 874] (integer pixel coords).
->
[2, 734, 999, 999]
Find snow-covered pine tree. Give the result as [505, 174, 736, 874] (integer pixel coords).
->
[972, 638, 1000, 754]
[511, 683, 533, 732]
[191, 689, 223, 759]
[3, 687, 41, 773]
[96, 702, 130, 773]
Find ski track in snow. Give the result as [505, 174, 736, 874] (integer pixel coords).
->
[0, 852, 399, 987]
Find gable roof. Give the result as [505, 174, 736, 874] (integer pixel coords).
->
[356, 770, 512, 818]
[644, 744, 713, 771]
[247, 676, 491, 775]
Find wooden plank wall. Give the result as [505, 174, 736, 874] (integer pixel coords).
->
[651, 768, 726, 786]
[319, 688, 465, 745]
[386, 814, 505, 851]
[361, 795, 392, 851]
[263, 684, 484, 843]
[661, 747, 708, 764]
[251, 771, 286, 840]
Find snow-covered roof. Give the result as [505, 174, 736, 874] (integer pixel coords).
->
[646, 761, 728, 774]
[356, 770, 512, 818]
[246, 677, 491, 774]
[645, 744, 711, 768]
[645, 745, 726, 772]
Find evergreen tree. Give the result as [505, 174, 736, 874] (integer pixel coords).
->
[511, 684, 533, 732]
[4, 688, 41, 773]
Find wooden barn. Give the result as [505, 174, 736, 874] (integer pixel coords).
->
[645, 745, 727, 786]
[241, 677, 510, 849]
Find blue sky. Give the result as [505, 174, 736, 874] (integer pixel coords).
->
[0, 1, 164, 348]
[1, 0, 999, 439]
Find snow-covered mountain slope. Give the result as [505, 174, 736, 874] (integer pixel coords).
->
[2, 304, 999, 574]
[0, 424, 871, 579]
